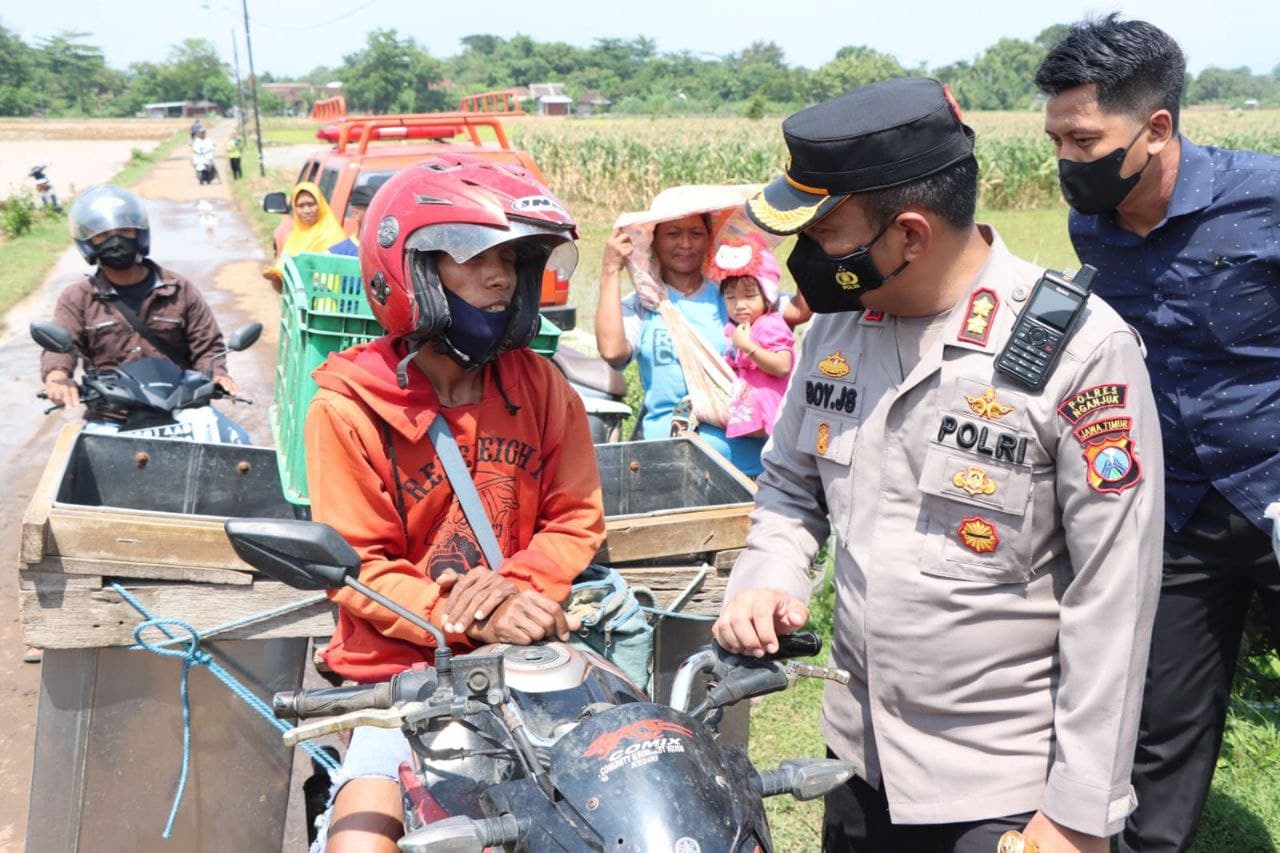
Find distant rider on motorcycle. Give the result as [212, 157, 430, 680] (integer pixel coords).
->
[303, 155, 606, 851]
[41, 184, 240, 410]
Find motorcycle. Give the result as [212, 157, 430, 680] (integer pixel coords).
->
[552, 346, 632, 443]
[223, 518, 856, 852]
[193, 151, 219, 185]
[28, 164, 60, 211]
[31, 320, 261, 443]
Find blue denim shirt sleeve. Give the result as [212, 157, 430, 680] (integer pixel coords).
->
[1069, 136, 1280, 532]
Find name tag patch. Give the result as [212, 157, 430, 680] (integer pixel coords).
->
[937, 415, 1029, 464]
[806, 379, 858, 416]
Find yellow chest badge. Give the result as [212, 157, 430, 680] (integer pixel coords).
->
[964, 386, 1014, 421]
[816, 421, 831, 454]
[956, 516, 1000, 554]
[818, 351, 851, 378]
[952, 465, 997, 497]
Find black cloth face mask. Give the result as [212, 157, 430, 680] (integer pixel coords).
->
[786, 219, 909, 314]
[95, 234, 142, 270]
[1057, 125, 1151, 215]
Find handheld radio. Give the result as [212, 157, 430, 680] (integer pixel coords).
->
[994, 264, 1097, 391]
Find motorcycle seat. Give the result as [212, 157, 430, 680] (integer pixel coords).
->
[552, 347, 627, 397]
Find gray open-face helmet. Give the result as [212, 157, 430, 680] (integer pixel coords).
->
[68, 184, 151, 264]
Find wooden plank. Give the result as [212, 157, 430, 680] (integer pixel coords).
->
[19, 423, 82, 565]
[24, 554, 253, 586]
[600, 505, 752, 564]
[43, 507, 249, 570]
[713, 548, 744, 572]
[614, 565, 728, 617]
[20, 575, 336, 649]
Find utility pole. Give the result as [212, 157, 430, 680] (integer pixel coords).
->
[230, 27, 248, 141]
[241, 0, 266, 177]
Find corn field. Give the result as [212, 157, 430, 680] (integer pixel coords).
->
[509, 109, 1280, 212]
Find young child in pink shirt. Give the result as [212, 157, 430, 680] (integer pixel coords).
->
[708, 234, 795, 438]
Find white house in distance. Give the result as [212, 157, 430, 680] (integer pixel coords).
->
[525, 83, 573, 116]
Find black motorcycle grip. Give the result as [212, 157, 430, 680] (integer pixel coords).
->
[273, 682, 395, 720]
[772, 631, 822, 660]
[474, 814, 520, 847]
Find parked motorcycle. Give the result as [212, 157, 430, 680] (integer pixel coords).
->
[28, 164, 60, 211]
[224, 518, 855, 852]
[552, 346, 632, 443]
[31, 320, 261, 443]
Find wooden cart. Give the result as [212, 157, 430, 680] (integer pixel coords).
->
[19, 426, 756, 852]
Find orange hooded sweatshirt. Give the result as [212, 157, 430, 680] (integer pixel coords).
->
[305, 336, 606, 683]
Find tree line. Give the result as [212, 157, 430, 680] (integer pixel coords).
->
[1, 22, 1277, 118]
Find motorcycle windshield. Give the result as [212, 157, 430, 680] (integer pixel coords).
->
[548, 703, 753, 852]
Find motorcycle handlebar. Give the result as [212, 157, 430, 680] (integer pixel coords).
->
[273, 681, 395, 720]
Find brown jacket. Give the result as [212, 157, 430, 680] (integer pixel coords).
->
[725, 228, 1163, 837]
[40, 264, 230, 381]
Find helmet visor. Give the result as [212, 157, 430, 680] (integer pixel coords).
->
[405, 220, 578, 279]
[69, 186, 149, 243]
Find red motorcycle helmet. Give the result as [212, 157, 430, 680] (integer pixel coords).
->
[359, 154, 578, 368]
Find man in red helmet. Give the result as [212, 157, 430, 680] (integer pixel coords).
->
[303, 155, 606, 851]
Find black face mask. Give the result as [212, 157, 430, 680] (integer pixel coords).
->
[443, 287, 510, 367]
[786, 220, 908, 314]
[1057, 126, 1151, 215]
[95, 234, 142, 270]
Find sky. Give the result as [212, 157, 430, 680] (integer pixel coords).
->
[3, 0, 1277, 80]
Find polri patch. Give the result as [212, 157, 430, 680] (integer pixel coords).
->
[1057, 384, 1128, 425]
[1081, 424, 1142, 495]
[957, 516, 1000, 554]
[936, 415, 1029, 465]
[956, 288, 999, 346]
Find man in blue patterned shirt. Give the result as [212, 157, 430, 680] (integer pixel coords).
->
[1038, 16, 1280, 852]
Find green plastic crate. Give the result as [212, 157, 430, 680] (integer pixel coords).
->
[271, 252, 562, 508]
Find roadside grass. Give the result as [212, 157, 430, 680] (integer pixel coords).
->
[0, 128, 188, 318]
[225, 161, 295, 258]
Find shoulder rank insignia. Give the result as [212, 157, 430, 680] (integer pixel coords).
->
[1080, 421, 1142, 494]
[818, 351, 851, 378]
[952, 465, 997, 497]
[965, 386, 1013, 421]
[957, 516, 1000, 554]
[956, 288, 999, 346]
[861, 310, 885, 324]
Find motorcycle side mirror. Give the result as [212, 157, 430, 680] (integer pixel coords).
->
[30, 321, 75, 355]
[262, 192, 291, 215]
[227, 322, 263, 352]
[224, 518, 358, 590]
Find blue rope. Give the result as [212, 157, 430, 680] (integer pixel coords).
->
[146, 592, 328, 649]
[109, 582, 341, 839]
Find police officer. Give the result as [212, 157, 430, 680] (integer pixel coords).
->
[1037, 17, 1280, 852]
[714, 77, 1163, 853]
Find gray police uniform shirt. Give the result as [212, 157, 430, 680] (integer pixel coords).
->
[725, 227, 1163, 837]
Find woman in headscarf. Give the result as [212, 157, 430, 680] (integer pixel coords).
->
[262, 181, 347, 290]
[595, 186, 769, 476]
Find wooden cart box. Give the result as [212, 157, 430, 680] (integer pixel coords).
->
[20, 427, 756, 649]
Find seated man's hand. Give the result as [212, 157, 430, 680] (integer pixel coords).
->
[438, 567, 519, 635]
[713, 588, 809, 658]
[214, 375, 240, 396]
[1020, 811, 1108, 853]
[43, 370, 80, 408]
[468, 590, 582, 646]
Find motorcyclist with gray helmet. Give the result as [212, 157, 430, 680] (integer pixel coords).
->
[41, 184, 240, 408]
